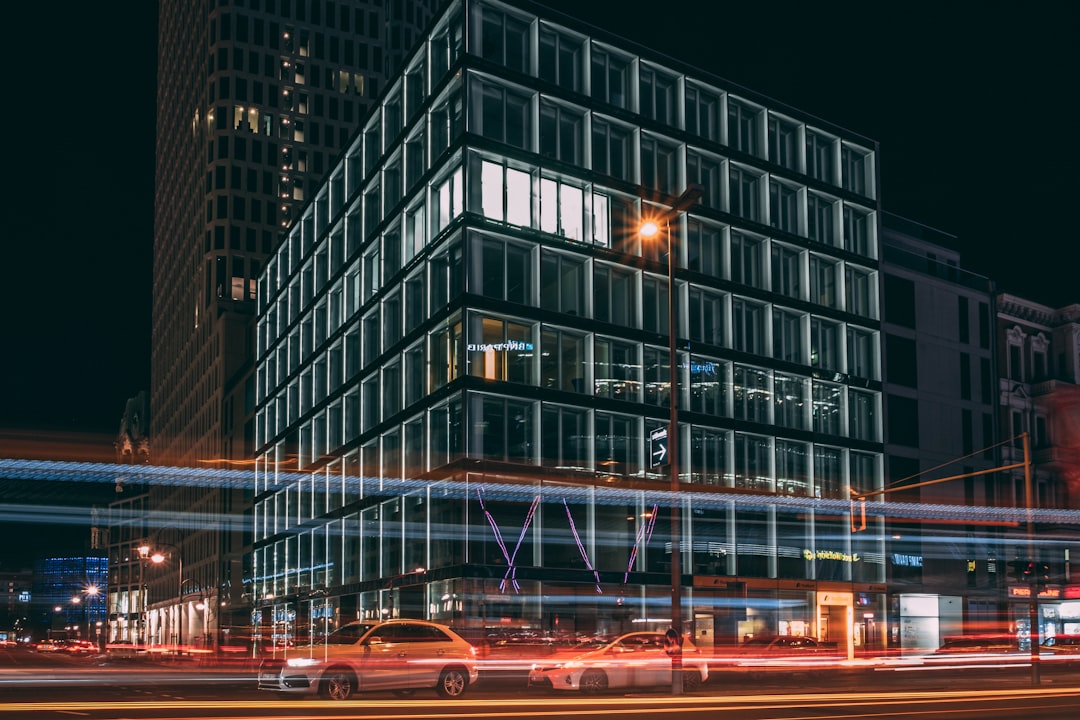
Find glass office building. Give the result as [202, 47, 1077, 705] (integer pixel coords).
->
[254, 0, 884, 653]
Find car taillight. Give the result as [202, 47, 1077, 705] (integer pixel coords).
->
[469, 645, 478, 657]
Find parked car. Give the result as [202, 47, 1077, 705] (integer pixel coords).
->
[257, 619, 478, 700]
[933, 635, 1020, 655]
[1042, 634, 1080, 666]
[528, 631, 708, 693]
[735, 635, 837, 656]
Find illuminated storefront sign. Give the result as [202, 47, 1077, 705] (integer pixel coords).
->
[891, 553, 923, 567]
[467, 340, 534, 353]
[804, 549, 860, 563]
[1008, 586, 1061, 599]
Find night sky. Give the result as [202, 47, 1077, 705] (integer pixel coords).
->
[1, 1, 1076, 562]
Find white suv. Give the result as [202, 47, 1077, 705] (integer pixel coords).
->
[258, 619, 478, 700]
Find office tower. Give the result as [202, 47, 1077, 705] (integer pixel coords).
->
[253, 0, 884, 653]
[150, 0, 443, 651]
[879, 216, 1001, 650]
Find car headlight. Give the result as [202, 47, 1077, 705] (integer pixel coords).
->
[285, 657, 321, 668]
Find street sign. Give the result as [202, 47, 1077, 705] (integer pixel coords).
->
[650, 426, 669, 468]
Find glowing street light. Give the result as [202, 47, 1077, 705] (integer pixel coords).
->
[638, 184, 703, 696]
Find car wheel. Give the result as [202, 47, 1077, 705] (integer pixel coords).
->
[580, 669, 608, 694]
[319, 667, 357, 701]
[435, 666, 469, 699]
[682, 669, 701, 692]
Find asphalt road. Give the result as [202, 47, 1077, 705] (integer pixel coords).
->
[4, 647, 1080, 719]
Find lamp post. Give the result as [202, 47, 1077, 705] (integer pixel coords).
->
[136, 544, 150, 650]
[150, 543, 184, 655]
[639, 184, 703, 695]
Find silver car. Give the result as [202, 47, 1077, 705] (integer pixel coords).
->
[258, 619, 478, 700]
[528, 631, 708, 693]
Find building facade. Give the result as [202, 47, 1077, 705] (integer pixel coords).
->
[253, 0, 886, 654]
[149, 0, 444, 650]
[880, 216, 1002, 650]
[31, 556, 108, 642]
[996, 294, 1080, 642]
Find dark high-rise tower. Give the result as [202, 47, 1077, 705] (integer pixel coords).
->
[150, 0, 443, 649]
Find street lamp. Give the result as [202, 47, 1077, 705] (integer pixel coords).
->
[150, 543, 184, 654]
[136, 544, 150, 650]
[639, 184, 703, 696]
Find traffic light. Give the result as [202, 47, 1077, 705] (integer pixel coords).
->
[1007, 559, 1034, 583]
[1038, 561, 1051, 586]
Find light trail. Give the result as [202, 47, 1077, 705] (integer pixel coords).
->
[3, 686, 1080, 716]
[5, 457, 1080, 527]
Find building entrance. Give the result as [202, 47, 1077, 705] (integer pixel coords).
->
[817, 590, 854, 659]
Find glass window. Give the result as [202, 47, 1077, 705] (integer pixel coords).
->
[689, 426, 728, 486]
[687, 219, 722, 278]
[732, 297, 765, 354]
[472, 395, 535, 464]
[734, 433, 771, 491]
[774, 372, 809, 430]
[429, 86, 463, 160]
[639, 63, 676, 125]
[809, 255, 838, 308]
[733, 364, 770, 424]
[478, 159, 532, 227]
[642, 275, 670, 335]
[685, 81, 720, 143]
[810, 316, 840, 371]
[689, 355, 727, 416]
[771, 242, 803, 299]
[539, 24, 584, 91]
[594, 337, 640, 401]
[539, 177, 585, 241]
[845, 264, 874, 318]
[591, 117, 633, 182]
[404, 271, 425, 335]
[540, 327, 587, 393]
[590, 45, 630, 109]
[540, 249, 585, 316]
[382, 358, 402, 418]
[813, 445, 843, 499]
[776, 439, 810, 495]
[812, 381, 842, 436]
[686, 149, 722, 208]
[475, 4, 530, 73]
[772, 307, 805, 364]
[539, 100, 584, 165]
[541, 405, 590, 470]
[730, 231, 763, 287]
[472, 233, 534, 305]
[769, 179, 799, 235]
[467, 314, 535, 385]
[640, 133, 678, 194]
[472, 77, 532, 150]
[768, 115, 799, 170]
[594, 262, 638, 327]
[382, 289, 401, 351]
[596, 412, 640, 477]
[404, 342, 424, 408]
[847, 327, 877, 381]
[843, 205, 872, 257]
[434, 166, 463, 235]
[688, 286, 725, 347]
[849, 388, 878, 442]
[429, 315, 462, 390]
[842, 142, 872, 196]
[807, 193, 837, 245]
[728, 165, 761, 222]
[805, 129, 835, 184]
[727, 98, 762, 157]
[643, 345, 672, 407]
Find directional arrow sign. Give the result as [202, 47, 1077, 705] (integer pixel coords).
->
[650, 426, 669, 468]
